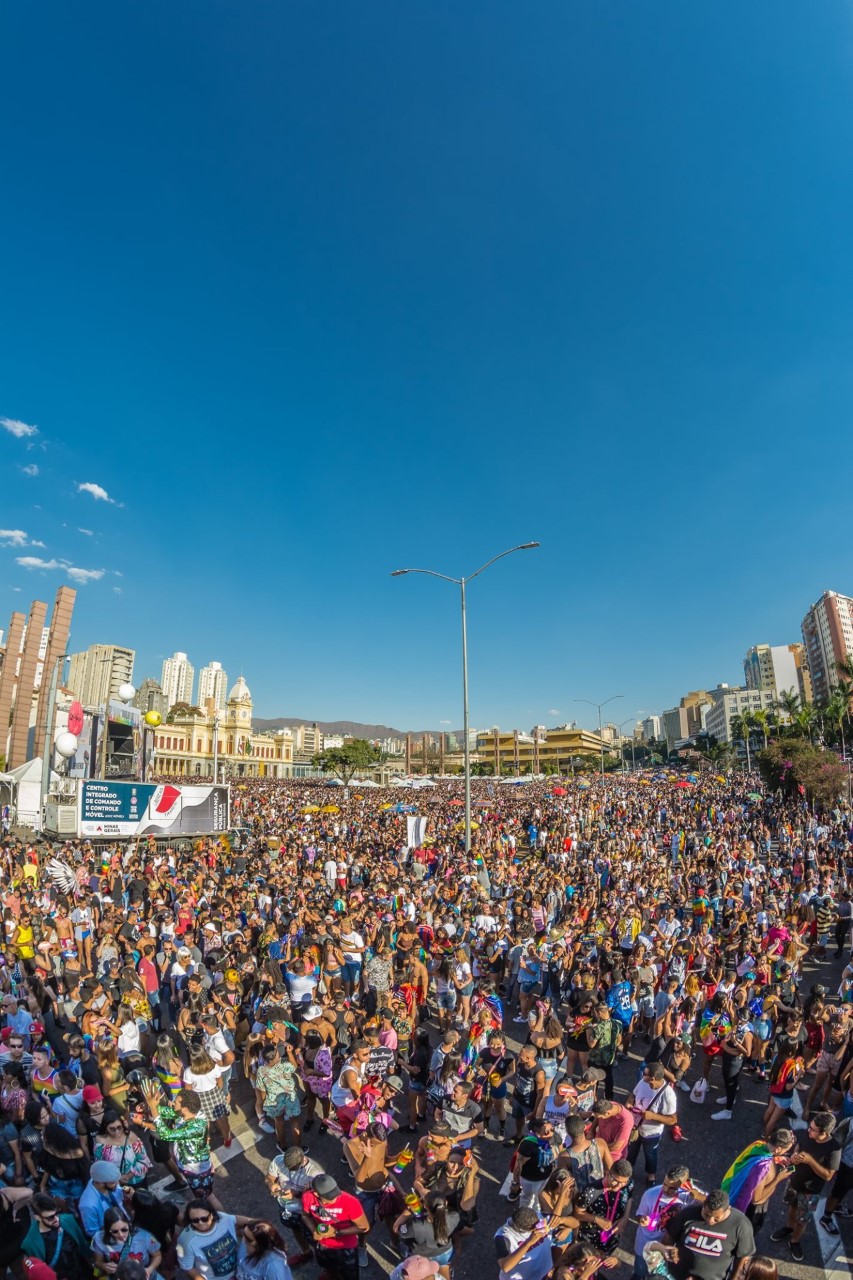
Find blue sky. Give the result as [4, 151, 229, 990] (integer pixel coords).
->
[3, 2, 853, 731]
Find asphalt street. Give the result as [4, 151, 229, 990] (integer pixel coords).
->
[145, 946, 850, 1280]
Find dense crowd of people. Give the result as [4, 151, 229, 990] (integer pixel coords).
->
[0, 768, 851, 1280]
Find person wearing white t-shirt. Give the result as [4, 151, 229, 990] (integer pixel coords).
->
[627, 1062, 678, 1184]
[340, 921, 365, 997]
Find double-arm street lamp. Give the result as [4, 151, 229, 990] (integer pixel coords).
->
[392, 542, 540, 853]
[574, 694, 624, 776]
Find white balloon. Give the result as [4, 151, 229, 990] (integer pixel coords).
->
[118, 682, 136, 702]
[55, 732, 78, 759]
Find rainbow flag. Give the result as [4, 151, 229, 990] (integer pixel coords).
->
[721, 1141, 774, 1210]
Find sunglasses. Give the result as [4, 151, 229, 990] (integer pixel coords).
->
[189, 1213, 213, 1225]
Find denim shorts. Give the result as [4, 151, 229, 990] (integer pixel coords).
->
[437, 990, 457, 1011]
[343, 962, 362, 986]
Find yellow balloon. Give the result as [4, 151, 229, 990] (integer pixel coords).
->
[144, 711, 162, 727]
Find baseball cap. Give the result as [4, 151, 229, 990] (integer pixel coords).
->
[580, 1067, 606, 1083]
[302, 1005, 323, 1022]
[312, 1174, 340, 1199]
[23, 1261, 57, 1280]
[90, 1160, 120, 1184]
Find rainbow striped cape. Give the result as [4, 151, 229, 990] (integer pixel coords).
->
[721, 1141, 774, 1210]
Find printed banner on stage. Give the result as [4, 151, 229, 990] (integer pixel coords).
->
[80, 782, 230, 836]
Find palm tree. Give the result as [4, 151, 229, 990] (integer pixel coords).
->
[836, 657, 853, 684]
[825, 679, 853, 758]
[794, 702, 817, 743]
[730, 711, 753, 770]
[776, 688, 800, 733]
[751, 707, 770, 749]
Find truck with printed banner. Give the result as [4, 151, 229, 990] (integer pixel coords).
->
[77, 781, 230, 838]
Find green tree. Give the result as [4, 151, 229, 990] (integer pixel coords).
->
[794, 703, 817, 742]
[757, 739, 848, 811]
[751, 707, 770, 749]
[836, 657, 853, 684]
[825, 682, 853, 757]
[709, 741, 737, 772]
[730, 711, 754, 770]
[776, 688, 800, 732]
[312, 738, 381, 784]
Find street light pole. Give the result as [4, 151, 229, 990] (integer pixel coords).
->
[616, 717, 635, 774]
[460, 577, 471, 853]
[39, 653, 68, 824]
[392, 541, 540, 853]
[574, 695, 624, 776]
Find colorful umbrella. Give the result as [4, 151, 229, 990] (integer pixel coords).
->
[449, 799, 464, 806]
[320, 804, 340, 814]
[748, 792, 763, 801]
[552, 786, 567, 796]
[302, 805, 320, 813]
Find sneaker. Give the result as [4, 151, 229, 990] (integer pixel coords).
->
[507, 1185, 521, 1202]
[711, 1109, 732, 1121]
[715, 1097, 728, 1105]
[678, 1081, 691, 1093]
[820, 1216, 839, 1235]
[358, 1247, 368, 1268]
[770, 1227, 792, 1243]
[258, 1118, 275, 1134]
[512, 1015, 528, 1023]
[164, 1178, 189, 1192]
[838, 1205, 853, 1218]
[789, 1240, 804, 1262]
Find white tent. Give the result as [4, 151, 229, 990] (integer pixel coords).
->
[3, 757, 59, 828]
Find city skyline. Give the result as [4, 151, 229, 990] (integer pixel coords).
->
[4, 4, 853, 727]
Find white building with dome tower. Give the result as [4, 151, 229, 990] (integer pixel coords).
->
[151, 674, 309, 778]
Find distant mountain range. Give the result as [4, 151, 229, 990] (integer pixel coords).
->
[253, 717, 459, 739]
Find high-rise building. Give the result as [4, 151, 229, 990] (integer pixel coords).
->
[0, 587, 77, 768]
[67, 644, 135, 708]
[704, 686, 777, 744]
[661, 691, 712, 749]
[641, 715, 662, 741]
[744, 643, 812, 704]
[161, 652, 195, 708]
[197, 661, 228, 711]
[801, 591, 853, 705]
[292, 723, 323, 760]
[132, 678, 169, 719]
